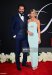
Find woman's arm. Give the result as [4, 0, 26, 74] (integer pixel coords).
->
[37, 20, 41, 38]
[37, 20, 41, 44]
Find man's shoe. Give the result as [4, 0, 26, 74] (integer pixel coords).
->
[22, 64, 31, 68]
[17, 67, 21, 71]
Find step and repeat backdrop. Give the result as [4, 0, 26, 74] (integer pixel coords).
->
[0, 0, 52, 53]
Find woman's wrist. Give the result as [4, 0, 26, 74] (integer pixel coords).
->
[38, 35, 41, 39]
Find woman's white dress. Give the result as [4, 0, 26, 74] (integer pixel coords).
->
[28, 22, 38, 68]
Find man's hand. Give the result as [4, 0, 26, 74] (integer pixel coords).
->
[13, 35, 16, 38]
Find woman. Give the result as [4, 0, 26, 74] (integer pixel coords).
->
[27, 9, 41, 70]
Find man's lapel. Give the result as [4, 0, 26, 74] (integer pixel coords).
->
[16, 13, 26, 23]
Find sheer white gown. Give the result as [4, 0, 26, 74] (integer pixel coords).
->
[28, 22, 38, 68]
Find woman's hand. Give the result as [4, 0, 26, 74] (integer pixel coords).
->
[38, 37, 41, 44]
[27, 31, 33, 36]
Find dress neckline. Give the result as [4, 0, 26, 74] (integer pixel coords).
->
[28, 21, 37, 24]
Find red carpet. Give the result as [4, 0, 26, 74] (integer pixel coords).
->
[0, 62, 52, 75]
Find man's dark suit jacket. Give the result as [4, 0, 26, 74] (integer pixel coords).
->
[11, 13, 28, 38]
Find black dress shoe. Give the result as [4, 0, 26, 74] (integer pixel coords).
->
[22, 64, 31, 68]
[17, 67, 21, 71]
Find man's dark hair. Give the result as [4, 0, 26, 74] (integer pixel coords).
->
[17, 4, 25, 9]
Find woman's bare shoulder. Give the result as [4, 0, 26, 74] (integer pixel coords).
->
[36, 19, 40, 24]
[38, 19, 40, 23]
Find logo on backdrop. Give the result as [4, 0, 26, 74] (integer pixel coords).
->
[37, 3, 52, 34]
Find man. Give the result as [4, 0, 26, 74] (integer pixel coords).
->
[12, 4, 29, 71]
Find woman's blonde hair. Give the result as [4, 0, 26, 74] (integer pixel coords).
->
[28, 9, 38, 18]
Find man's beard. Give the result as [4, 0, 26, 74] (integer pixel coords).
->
[19, 12, 24, 16]
[19, 10, 24, 13]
